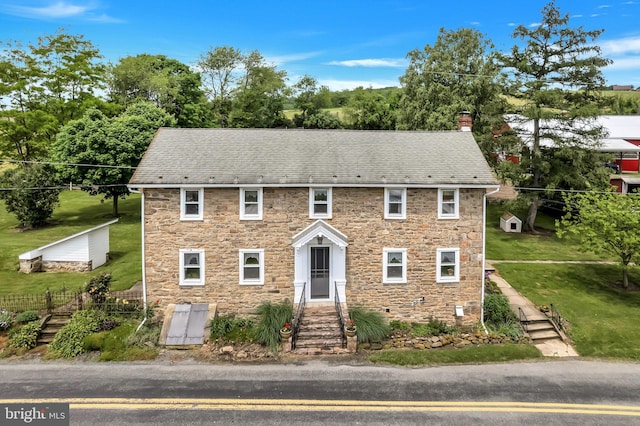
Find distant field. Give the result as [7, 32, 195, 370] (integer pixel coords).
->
[0, 191, 141, 295]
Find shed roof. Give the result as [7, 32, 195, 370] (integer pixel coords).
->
[129, 128, 497, 187]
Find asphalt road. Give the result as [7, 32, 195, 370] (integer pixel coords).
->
[1, 359, 639, 425]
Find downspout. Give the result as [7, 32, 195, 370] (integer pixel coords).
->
[481, 186, 501, 334]
[129, 187, 148, 332]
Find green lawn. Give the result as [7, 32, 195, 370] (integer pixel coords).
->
[486, 202, 610, 261]
[0, 191, 141, 295]
[493, 262, 640, 359]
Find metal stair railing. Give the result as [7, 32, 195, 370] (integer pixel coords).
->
[334, 281, 346, 346]
[518, 307, 529, 333]
[292, 282, 306, 350]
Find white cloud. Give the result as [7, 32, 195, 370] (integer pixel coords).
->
[605, 56, 640, 70]
[529, 22, 541, 28]
[597, 4, 612, 8]
[265, 51, 323, 67]
[600, 36, 640, 54]
[507, 22, 516, 27]
[572, 14, 584, 18]
[327, 58, 408, 68]
[1, 1, 123, 22]
[319, 79, 400, 91]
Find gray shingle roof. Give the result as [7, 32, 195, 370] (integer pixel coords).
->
[129, 128, 497, 187]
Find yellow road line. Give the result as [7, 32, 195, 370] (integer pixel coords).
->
[2, 399, 640, 416]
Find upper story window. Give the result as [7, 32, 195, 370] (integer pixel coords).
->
[436, 248, 460, 283]
[240, 188, 263, 220]
[180, 188, 204, 221]
[179, 249, 205, 286]
[239, 249, 264, 285]
[438, 188, 459, 219]
[384, 188, 406, 219]
[309, 188, 332, 219]
[383, 248, 407, 284]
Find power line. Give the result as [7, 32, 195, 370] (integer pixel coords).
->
[0, 159, 137, 170]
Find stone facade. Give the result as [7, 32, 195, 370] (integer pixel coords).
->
[19, 257, 92, 273]
[143, 186, 486, 326]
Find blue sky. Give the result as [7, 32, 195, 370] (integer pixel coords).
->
[1, 0, 639, 91]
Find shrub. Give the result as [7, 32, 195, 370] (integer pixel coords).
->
[0, 311, 13, 331]
[86, 273, 112, 306]
[411, 318, 457, 337]
[127, 322, 161, 348]
[349, 306, 390, 344]
[389, 320, 410, 331]
[254, 300, 293, 352]
[210, 315, 234, 339]
[49, 310, 105, 358]
[15, 311, 39, 324]
[483, 293, 516, 324]
[97, 319, 120, 332]
[8, 322, 41, 350]
[493, 319, 523, 340]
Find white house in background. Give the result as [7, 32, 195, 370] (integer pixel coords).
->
[19, 219, 118, 273]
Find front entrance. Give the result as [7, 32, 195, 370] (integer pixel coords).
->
[310, 247, 330, 299]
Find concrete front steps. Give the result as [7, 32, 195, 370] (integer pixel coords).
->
[294, 305, 347, 355]
[37, 313, 72, 345]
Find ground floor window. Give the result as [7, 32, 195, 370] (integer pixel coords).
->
[179, 249, 205, 286]
[436, 248, 459, 283]
[239, 249, 264, 285]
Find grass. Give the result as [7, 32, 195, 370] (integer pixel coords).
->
[493, 262, 640, 359]
[83, 321, 158, 361]
[486, 202, 611, 261]
[0, 190, 141, 295]
[369, 344, 542, 366]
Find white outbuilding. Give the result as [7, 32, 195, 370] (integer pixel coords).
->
[500, 213, 522, 233]
[19, 219, 118, 273]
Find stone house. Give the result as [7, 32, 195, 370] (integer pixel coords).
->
[128, 126, 498, 327]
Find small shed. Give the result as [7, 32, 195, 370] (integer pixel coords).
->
[500, 213, 522, 233]
[19, 219, 118, 273]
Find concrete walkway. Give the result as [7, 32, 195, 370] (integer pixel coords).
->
[486, 269, 579, 358]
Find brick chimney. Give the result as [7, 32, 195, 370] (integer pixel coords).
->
[458, 111, 472, 132]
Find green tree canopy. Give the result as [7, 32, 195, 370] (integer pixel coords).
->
[499, 0, 612, 232]
[397, 27, 503, 132]
[52, 103, 175, 216]
[557, 191, 640, 289]
[0, 29, 108, 160]
[0, 164, 61, 228]
[108, 54, 210, 127]
[345, 87, 397, 130]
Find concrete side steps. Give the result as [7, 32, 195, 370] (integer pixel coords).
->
[37, 313, 72, 345]
[524, 319, 562, 343]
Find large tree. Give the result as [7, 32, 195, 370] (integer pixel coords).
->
[108, 54, 210, 127]
[397, 27, 503, 132]
[53, 103, 175, 216]
[500, 1, 612, 231]
[197, 46, 244, 127]
[228, 51, 289, 128]
[557, 191, 640, 289]
[0, 164, 61, 228]
[0, 30, 107, 160]
[346, 87, 397, 130]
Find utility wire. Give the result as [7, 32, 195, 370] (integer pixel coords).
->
[0, 159, 137, 170]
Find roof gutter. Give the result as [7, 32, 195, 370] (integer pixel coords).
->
[129, 187, 148, 332]
[481, 185, 501, 334]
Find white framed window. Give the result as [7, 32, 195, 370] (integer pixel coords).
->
[309, 187, 332, 219]
[239, 249, 264, 285]
[437, 248, 460, 283]
[384, 188, 406, 219]
[179, 249, 205, 286]
[438, 188, 459, 219]
[240, 188, 263, 220]
[383, 248, 407, 284]
[180, 188, 204, 221]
